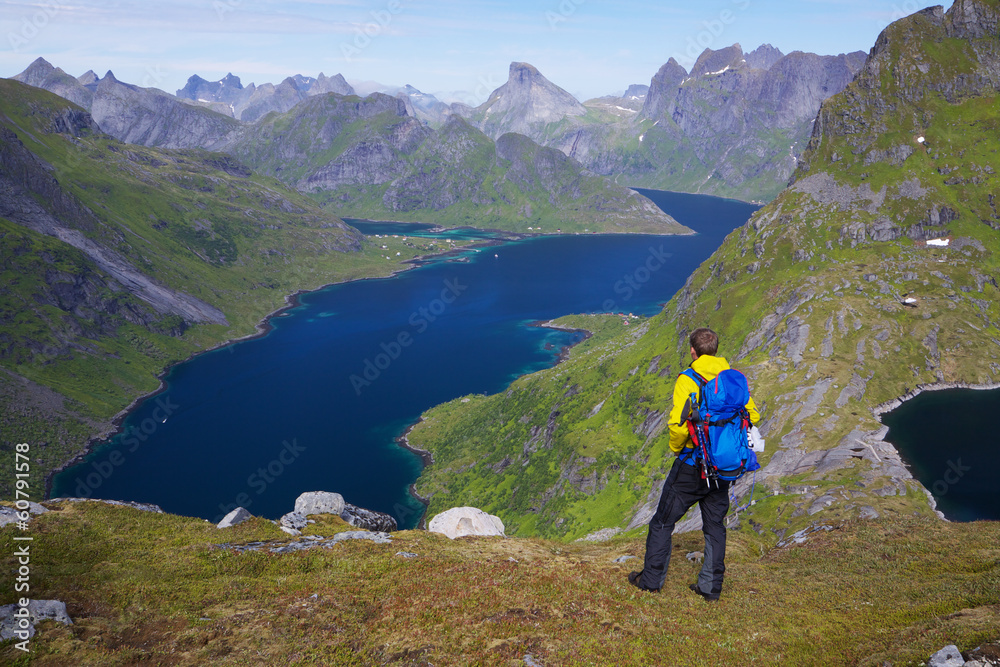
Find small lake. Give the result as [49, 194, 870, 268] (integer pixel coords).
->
[882, 388, 1000, 522]
[51, 190, 759, 527]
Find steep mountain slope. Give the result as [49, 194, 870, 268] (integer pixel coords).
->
[462, 50, 866, 202]
[230, 94, 689, 234]
[407, 0, 1000, 540]
[0, 80, 426, 498]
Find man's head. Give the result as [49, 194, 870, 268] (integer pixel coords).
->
[689, 328, 719, 359]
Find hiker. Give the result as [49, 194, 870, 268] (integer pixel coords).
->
[629, 327, 760, 600]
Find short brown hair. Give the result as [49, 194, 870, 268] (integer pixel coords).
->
[690, 328, 719, 357]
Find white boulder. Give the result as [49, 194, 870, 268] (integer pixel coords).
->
[428, 507, 505, 539]
[216, 507, 252, 528]
[294, 491, 345, 517]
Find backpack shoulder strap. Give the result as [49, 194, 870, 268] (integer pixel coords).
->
[681, 367, 708, 387]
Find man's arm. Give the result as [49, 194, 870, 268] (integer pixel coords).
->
[668, 373, 698, 453]
[745, 395, 760, 425]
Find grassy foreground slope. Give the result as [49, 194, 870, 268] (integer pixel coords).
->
[1, 501, 998, 665]
[408, 0, 1000, 541]
[0, 80, 432, 497]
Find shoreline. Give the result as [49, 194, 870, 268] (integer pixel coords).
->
[392, 318, 597, 526]
[394, 419, 433, 530]
[43, 231, 497, 499]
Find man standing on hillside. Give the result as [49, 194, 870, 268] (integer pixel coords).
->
[628, 327, 759, 601]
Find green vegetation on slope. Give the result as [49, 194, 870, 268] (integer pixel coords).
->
[407, 2, 1000, 542]
[2, 502, 998, 665]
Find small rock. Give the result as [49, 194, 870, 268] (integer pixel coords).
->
[927, 644, 965, 667]
[294, 491, 345, 517]
[396, 551, 418, 558]
[428, 506, 505, 539]
[280, 512, 308, 531]
[341, 503, 397, 532]
[686, 551, 705, 563]
[216, 507, 252, 528]
[612, 555, 636, 563]
[524, 654, 544, 667]
[280, 526, 302, 537]
[0, 600, 73, 640]
[858, 506, 880, 520]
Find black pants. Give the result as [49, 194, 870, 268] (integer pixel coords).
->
[638, 457, 731, 596]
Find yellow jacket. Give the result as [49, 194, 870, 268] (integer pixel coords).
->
[668, 354, 760, 454]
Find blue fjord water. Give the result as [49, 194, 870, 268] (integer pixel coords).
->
[882, 388, 1000, 522]
[52, 191, 760, 527]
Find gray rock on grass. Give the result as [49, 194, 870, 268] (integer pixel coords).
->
[428, 506, 505, 539]
[217, 507, 252, 528]
[0, 600, 73, 640]
[294, 491, 345, 517]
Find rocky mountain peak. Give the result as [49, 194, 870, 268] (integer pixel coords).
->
[471, 61, 586, 140]
[14, 57, 57, 84]
[641, 58, 687, 119]
[311, 73, 354, 96]
[690, 44, 746, 77]
[745, 44, 785, 70]
[77, 70, 100, 87]
[623, 84, 649, 100]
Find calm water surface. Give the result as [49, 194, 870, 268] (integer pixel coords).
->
[52, 191, 759, 526]
[882, 388, 1000, 522]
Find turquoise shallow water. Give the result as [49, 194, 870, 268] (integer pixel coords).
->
[51, 191, 760, 527]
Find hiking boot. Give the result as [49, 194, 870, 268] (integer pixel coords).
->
[689, 583, 719, 602]
[628, 571, 659, 593]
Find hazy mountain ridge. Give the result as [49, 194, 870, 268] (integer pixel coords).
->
[407, 0, 1000, 540]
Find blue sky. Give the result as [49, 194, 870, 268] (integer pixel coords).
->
[2, 0, 949, 104]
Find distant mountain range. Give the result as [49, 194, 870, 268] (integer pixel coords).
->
[9, 57, 683, 235]
[12, 42, 867, 203]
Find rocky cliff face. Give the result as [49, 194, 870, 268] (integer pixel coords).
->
[89, 72, 242, 150]
[406, 0, 1000, 539]
[466, 62, 588, 141]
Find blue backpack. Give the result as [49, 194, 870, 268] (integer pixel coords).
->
[679, 367, 760, 484]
